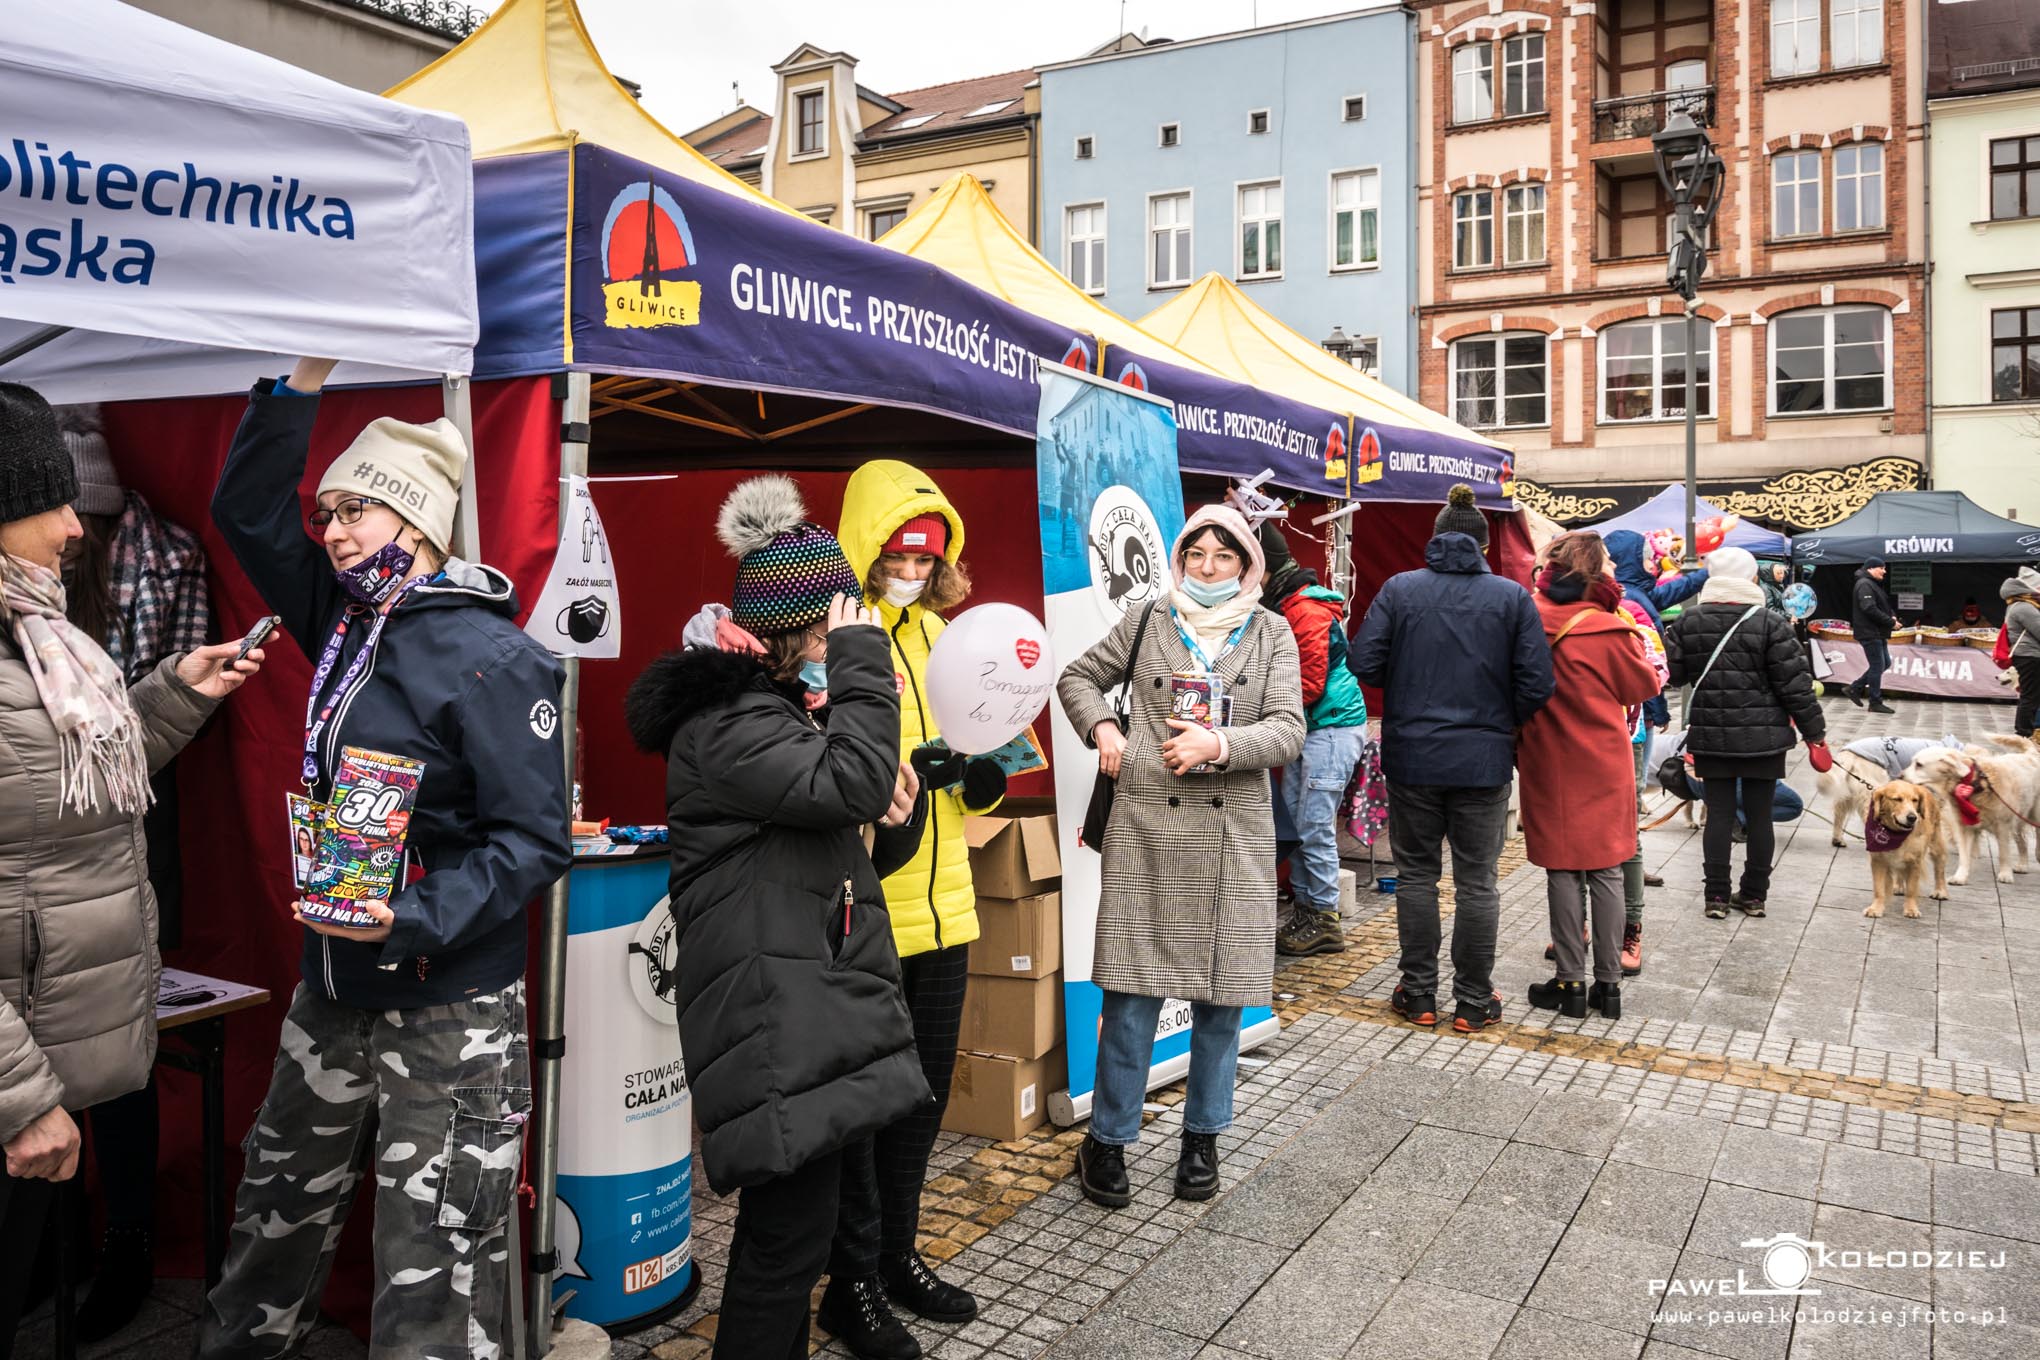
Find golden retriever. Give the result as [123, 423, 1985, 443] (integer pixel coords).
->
[1902, 740, 2040, 885]
[1865, 781, 1948, 919]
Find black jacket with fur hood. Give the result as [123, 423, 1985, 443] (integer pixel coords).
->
[624, 624, 929, 1192]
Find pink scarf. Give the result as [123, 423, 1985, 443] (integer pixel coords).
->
[1, 553, 151, 816]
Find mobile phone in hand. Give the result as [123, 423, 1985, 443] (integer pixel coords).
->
[234, 614, 282, 663]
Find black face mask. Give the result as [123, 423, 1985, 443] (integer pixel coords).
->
[559, 596, 611, 644]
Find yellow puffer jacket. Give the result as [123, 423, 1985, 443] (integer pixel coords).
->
[840, 460, 997, 959]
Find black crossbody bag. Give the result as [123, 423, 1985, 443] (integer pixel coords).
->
[1081, 602, 1156, 850]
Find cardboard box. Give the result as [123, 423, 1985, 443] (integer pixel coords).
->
[942, 1047, 1067, 1141]
[965, 798, 1061, 900]
[958, 973, 1062, 1060]
[968, 892, 1061, 979]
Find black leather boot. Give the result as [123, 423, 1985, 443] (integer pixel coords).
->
[881, 1250, 978, 1323]
[1526, 977, 1588, 1018]
[1077, 1134, 1131, 1208]
[817, 1275, 922, 1360]
[1175, 1132, 1220, 1202]
[1588, 981, 1622, 1020]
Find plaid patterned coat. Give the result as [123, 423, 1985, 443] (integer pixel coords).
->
[1057, 602, 1306, 1007]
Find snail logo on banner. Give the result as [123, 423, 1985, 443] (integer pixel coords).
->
[525, 475, 621, 659]
[1087, 484, 1168, 619]
[1353, 426, 1385, 487]
[602, 177, 702, 329]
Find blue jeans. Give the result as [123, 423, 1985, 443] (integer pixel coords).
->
[1855, 637, 1891, 701]
[1281, 726, 1368, 913]
[1089, 990, 1243, 1146]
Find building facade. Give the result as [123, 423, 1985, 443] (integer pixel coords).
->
[1416, 0, 1928, 528]
[1036, 8, 1420, 394]
[1927, 0, 2040, 522]
[686, 47, 1041, 245]
[123, 0, 468, 92]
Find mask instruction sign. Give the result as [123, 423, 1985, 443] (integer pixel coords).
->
[527, 475, 621, 658]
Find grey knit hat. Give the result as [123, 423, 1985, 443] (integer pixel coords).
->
[58, 404, 122, 518]
[0, 382, 76, 525]
[1432, 483, 1488, 546]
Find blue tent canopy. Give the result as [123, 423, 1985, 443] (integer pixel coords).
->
[1592, 484, 1790, 556]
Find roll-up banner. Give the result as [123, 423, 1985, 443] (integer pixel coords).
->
[1034, 363, 1279, 1124]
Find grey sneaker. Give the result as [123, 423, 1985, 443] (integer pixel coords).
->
[1276, 908, 1345, 957]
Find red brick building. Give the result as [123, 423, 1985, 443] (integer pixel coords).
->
[1414, 0, 1927, 525]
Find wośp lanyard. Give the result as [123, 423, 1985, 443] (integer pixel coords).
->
[302, 578, 424, 788]
[1172, 608, 1251, 674]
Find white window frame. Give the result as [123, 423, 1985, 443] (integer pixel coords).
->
[1771, 0, 1821, 77]
[1074, 134, 1095, 160]
[1453, 43, 1494, 123]
[1453, 188, 1495, 269]
[1502, 182, 1546, 265]
[1248, 108, 1272, 135]
[1501, 33, 1546, 117]
[1451, 332, 1550, 430]
[1831, 0, 1884, 69]
[1772, 148, 1823, 238]
[1598, 317, 1716, 424]
[1833, 141, 1885, 232]
[1767, 304, 1893, 416]
[789, 81, 829, 160]
[1064, 202, 1107, 295]
[1329, 168, 1381, 272]
[1147, 190, 1194, 290]
[1342, 93, 1368, 122]
[1159, 122, 1181, 148]
[1236, 179, 1284, 281]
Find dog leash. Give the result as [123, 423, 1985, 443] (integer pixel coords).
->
[1975, 769, 2040, 831]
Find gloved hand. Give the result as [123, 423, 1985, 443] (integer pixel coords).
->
[910, 744, 967, 790]
[962, 757, 1008, 809]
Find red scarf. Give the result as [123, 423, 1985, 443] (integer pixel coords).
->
[1952, 763, 1983, 827]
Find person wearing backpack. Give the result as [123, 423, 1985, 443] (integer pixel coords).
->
[1665, 547, 1827, 921]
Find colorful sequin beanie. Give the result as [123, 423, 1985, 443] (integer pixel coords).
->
[716, 474, 860, 634]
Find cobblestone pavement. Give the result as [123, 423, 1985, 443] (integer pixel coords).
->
[25, 696, 2037, 1359]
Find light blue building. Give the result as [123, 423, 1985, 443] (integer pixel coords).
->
[1037, 6, 1418, 393]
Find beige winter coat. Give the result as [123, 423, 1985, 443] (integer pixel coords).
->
[1057, 602, 1306, 1007]
[0, 634, 215, 1144]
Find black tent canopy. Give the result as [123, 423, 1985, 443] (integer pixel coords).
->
[1792, 492, 2040, 566]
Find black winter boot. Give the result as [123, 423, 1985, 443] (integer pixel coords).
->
[1526, 978, 1588, 1018]
[1078, 1134, 1131, 1208]
[1175, 1132, 1220, 1201]
[817, 1275, 922, 1360]
[881, 1250, 978, 1323]
[1588, 981, 1622, 1020]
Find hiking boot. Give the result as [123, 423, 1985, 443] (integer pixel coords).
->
[1588, 981, 1622, 1020]
[1704, 897, 1732, 919]
[1454, 990, 1505, 1033]
[1175, 1132, 1221, 1201]
[817, 1276, 922, 1360]
[1276, 908, 1346, 957]
[1077, 1134, 1131, 1209]
[1869, 701, 1897, 715]
[1527, 978, 1587, 1018]
[881, 1251, 977, 1324]
[1732, 891, 1767, 918]
[1391, 983, 1437, 1027]
[1621, 922, 1644, 977]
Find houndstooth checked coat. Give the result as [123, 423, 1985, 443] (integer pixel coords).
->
[1057, 601, 1306, 1007]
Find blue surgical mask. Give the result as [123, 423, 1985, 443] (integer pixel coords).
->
[799, 659, 830, 693]
[1181, 575, 1242, 608]
[335, 540, 417, 606]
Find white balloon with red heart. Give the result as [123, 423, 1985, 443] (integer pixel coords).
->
[925, 603, 1056, 755]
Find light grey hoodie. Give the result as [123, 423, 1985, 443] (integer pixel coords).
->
[1999, 576, 2040, 660]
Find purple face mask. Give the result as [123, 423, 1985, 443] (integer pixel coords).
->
[335, 540, 417, 606]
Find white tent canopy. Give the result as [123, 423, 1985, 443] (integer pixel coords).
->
[0, 0, 477, 402]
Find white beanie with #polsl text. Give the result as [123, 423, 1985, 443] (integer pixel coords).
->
[316, 417, 468, 555]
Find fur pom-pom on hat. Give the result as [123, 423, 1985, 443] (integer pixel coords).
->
[716, 474, 808, 559]
[715, 475, 860, 633]
[1433, 482, 1489, 546]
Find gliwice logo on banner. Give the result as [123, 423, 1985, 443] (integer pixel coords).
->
[1086, 485, 1167, 620]
[601, 177, 701, 330]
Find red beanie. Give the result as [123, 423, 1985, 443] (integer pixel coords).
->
[883, 514, 949, 556]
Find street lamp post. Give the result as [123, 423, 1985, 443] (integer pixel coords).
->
[1651, 111, 1724, 570]
[1321, 325, 1357, 365]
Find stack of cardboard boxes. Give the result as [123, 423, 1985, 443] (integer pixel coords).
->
[941, 797, 1067, 1141]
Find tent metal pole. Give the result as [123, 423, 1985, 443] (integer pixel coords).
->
[443, 374, 481, 562]
[527, 371, 590, 1356]
[0, 324, 70, 369]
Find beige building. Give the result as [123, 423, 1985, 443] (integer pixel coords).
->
[1415, 0, 1929, 530]
[686, 46, 1042, 244]
[122, 0, 465, 92]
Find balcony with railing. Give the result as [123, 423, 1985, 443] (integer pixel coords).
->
[337, 0, 489, 39]
[1593, 87, 1717, 144]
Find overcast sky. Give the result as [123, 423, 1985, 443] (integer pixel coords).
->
[490, 0, 1381, 134]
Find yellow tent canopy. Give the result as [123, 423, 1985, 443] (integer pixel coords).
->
[1140, 274, 1507, 451]
[386, 0, 797, 215]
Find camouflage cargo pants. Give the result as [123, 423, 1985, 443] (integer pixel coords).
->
[199, 981, 530, 1359]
